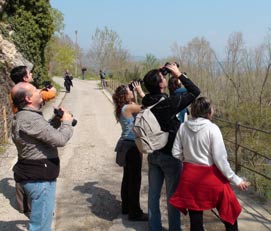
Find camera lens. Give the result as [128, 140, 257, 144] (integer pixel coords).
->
[160, 67, 169, 76]
[128, 83, 134, 91]
[160, 62, 179, 75]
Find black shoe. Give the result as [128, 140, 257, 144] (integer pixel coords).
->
[128, 213, 148, 221]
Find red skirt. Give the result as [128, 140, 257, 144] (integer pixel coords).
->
[169, 162, 241, 225]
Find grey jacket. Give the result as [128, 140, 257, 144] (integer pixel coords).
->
[12, 107, 73, 182]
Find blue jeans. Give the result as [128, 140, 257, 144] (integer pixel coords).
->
[148, 151, 182, 231]
[21, 181, 56, 231]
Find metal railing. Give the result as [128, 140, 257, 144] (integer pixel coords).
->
[214, 117, 271, 198]
[215, 117, 271, 178]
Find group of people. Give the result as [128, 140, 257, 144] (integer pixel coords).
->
[8, 63, 250, 231]
[9, 66, 74, 231]
[113, 62, 250, 231]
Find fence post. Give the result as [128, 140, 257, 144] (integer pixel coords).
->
[2, 105, 8, 142]
[235, 122, 241, 173]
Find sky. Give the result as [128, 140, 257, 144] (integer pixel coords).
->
[50, 0, 271, 59]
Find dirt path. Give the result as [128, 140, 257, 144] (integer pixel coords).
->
[51, 78, 147, 231]
[0, 77, 270, 231]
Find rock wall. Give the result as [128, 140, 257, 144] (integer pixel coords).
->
[0, 22, 33, 143]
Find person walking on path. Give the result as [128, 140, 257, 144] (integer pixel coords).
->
[99, 69, 106, 89]
[113, 81, 148, 221]
[141, 63, 200, 231]
[64, 70, 73, 93]
[11, 82, 74, 231]
[169, 97, 250, 231]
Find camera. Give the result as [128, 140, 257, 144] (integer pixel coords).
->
[128, 79, 143, 91]
[49, 108, 77, 128]
[42, 81, 53, 89]
[160, 62, 180, 76]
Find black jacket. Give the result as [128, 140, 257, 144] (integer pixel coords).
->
[142, 74, 200, 155]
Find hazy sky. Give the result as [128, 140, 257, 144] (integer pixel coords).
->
[50, 0, 271, 59]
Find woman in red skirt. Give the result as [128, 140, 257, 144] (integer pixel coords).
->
[169, 97, 250, 231]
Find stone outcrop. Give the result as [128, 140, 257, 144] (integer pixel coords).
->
[0, 0, 6, 13]
[0, 33, 33, 71]
[0, 20, 33, 143]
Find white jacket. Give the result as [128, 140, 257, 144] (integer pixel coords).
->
[172, 117, 242, 186]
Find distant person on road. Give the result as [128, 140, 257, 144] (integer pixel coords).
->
[141, 63, 200, 231]
[9, 65, 57, 217]
[169, 97, 250, 231]
[81, 67, 87, 80]
[11, 82, 74, 231]
[168, 76, 189, 123]
[64, 70, 73, 93]
[113, 81, 148, 221]
[99, 69, 106, 89]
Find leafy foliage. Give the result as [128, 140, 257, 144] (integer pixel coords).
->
[141, 54, 160, 74]
[46, 35, 77, 76]
[49, 7, 64, 35]
[2, 0, 54, 85]
[87, 26, 130, 76]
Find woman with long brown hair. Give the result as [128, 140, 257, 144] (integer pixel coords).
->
[113, 82, 148, 221]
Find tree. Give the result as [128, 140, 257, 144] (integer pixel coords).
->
[50, 7, 64, 35]
[171, 37, 217, 98]
[47, 35, 77, 76]
[3, 0, 54, 83]
[87, 26, 130, 76]
[141, 54, 160, 74]
[45, 7, 67, 76]
[224, 32, 245, 104]
[259, 31, 271, 107]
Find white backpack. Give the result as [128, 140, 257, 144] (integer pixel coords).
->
[133, 98, 169, 154]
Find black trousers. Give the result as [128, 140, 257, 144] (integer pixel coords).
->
[188, 210, 238, 231]
[121, 146, 143, 218]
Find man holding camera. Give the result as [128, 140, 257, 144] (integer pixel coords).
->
[11, 82, 74, 231]
[9, 65, 57, 217]
[142, 63, 200, 231]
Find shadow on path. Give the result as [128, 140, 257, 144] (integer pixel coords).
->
[0, 220, 28, 231]
[73, 181, 121, 221]
[0, 177, 17, 210]
[73, 181, 152, 231]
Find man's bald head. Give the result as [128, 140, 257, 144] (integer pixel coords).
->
[11, 82, 41, 110]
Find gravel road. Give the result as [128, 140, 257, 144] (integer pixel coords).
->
[0, 77, 270, 231]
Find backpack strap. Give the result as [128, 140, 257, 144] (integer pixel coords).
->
[147, 97, 165, 110]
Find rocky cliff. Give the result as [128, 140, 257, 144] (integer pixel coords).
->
[0, 0, 33, 142]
